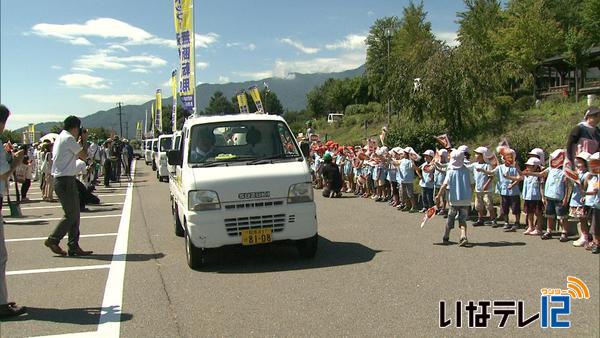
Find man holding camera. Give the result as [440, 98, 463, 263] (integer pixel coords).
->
[44, 116, 93, 257]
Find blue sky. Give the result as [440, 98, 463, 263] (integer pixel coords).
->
[0, 0, 465, 130]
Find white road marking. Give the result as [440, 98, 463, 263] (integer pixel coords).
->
[2, 203, 124, 212]
[7, 264, 110, 276]
[97, 160, 136, 337]
[6, 233, 118, 242]
[4, 214, 121, 224]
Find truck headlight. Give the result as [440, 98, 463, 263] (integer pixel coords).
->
[288, 182, 313, 203]
[188, 190, 221, 211]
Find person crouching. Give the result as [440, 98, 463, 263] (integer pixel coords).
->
[322, 153, 343, 198]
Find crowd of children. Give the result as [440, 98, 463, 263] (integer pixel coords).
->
[306, 127, 600, 254]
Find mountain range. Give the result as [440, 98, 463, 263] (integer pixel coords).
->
[17, 66, 364, 139]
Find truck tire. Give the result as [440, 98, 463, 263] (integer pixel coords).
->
[296, 234, 318, 259]
[185, 223, 206, 269]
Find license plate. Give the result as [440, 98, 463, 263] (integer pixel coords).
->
[241, 228, 272, 246]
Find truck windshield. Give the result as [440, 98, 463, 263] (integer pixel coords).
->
[188, 120, 301, 164]
[160, 137, 172, 152]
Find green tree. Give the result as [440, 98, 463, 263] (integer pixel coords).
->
[263, 89, 284, 115]
[49, 124, 62, 134]
[365, 16, 401, 102]
[205, 91, 236, 115]
[493, 0, 563, 96]
[0, 130, 21, 144]
[159, 105, 192, 135]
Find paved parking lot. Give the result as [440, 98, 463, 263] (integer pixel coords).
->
[0, 160, 598, 337]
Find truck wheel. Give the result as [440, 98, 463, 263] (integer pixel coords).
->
[296, 234, 318, 259]
[174, 206, 184, 237]
[185, 224, 206, 269]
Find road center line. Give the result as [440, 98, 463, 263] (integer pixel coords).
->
[97, 160, 136, 337]
[6, 233, 118, 242]
[7, 264, 110, 276]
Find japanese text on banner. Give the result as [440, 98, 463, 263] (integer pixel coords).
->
[174, 0, 195, 111]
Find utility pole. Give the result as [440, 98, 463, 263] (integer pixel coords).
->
[385, 27, 392, 127]
[116, 102, 123, 137]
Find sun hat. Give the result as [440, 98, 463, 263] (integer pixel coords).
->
[474, 146, 488, 154]
[458, 145, 469, 154]
[449, 150, 465, 169]
[525, 157, 542, 167]
[422, 149, 435, 157]
[576, 151, 592, 161]
[584, 106, 600, 119]
[528, 148, 545, 163]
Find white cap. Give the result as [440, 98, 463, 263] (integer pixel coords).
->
[404, 147, 412, 153]
[528, 148, 545, 163]
[422, 149, 435, 157]
[550, 149, 565, 160]
[449, 150, 465, 169]
[590, 152, 600, 161]
[576, 151, 592, 161]
[474, 146, 488, 154]
[458, 145, 469, 154]
[525, 157, 542, 166]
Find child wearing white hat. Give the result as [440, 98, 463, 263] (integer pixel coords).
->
[520, 157, 544, 235]
[469, 146, 496, 226]
[584, 152, 600, 254]
[396, 148, 418, 212]
[417, 150, 436, 212]
[570, 152, 592, 247]
[433, 149, 449, 217]
[435, 150, 473, 247]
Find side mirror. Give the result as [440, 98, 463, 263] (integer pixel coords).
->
[167, 150, 183, 166]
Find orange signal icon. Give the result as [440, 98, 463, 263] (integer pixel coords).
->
[566, 276, 590, 300]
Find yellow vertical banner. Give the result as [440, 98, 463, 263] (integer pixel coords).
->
[171, 70, 178, 132]
[248, 85, 264, 113]
[156, 89, 162, 132]
[151, 102, 155, 135]
[174, 0, 195, 112]
[236, 91, 249, 114]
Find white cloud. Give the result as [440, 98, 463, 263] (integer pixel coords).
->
[30, 18, 218, 49]
[108, 44, 129, 52]
[6, 113, 69, 130]
[234, 70, 274, 80]
[50, 65, 62, 70]
[81, 94, 152, 104]
[325, 34, 366, 51]
[246, 43, 256, 51]
[162, 80, 171, 88]
[272, 52, 365, 78]
[435, 31, 459, 47]
[195, 33, 219, 48]
[132, 80, 149, 86]
[280, 38, 320, 54]
[59, 73, 108, 89]
[74, 51, 167, 70]
[196, 61, 209, 70]
[71, 67, 94, 73]
[367, 10, 375, 16]
[130, 68, 149, 73]
[218, 76, 230, 84]
[226, 42, 256, 51]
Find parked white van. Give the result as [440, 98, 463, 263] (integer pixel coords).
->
[168, 131, 182, 176]
[144, 140, 153, 165]
[156, 134, 173, 182]
[168, 113, 318, 268]
[151, 138, 158, 171]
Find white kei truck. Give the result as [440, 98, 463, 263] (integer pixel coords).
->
[167, 113, 318, 269]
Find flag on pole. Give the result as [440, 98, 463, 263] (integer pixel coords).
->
[236, 91, 250, 114]
[420, 206, 437, 228]
[171, 69, 178, 132]
[174, 0, 195, 113]
[155, 89, 162, 132]
[151, 102, 155, 136]
[248, 85, 264, 113]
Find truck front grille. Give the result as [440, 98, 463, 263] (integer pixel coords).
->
[224, 214, 286, 237]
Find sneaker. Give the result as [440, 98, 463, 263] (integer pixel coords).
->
[458, 237, 469, 247]
[491, 220, 500, 228]
[530, 229, 542, 236]
[559, 233, 569, 243]
[541, 231, 552, 240]
[420, 208, 428, 213]
[503, 224, 511, 230]
[473, 220, 485, 227]
[523, 228, 532, 235]
[509, 225, 519, 232]
[592, 244, 599, 254]
[442, 236, 450, 244]
[584, 241, 594, 250]
[573, 237, 589, 247]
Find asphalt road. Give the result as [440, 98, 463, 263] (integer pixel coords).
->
[1, 161, 598, 337]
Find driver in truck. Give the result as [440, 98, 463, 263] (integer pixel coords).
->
[190, 128, 217, 162]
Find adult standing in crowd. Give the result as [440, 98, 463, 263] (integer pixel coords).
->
[41, 142, 55, 202]
[0, 104, 27, 318]
[102, 140, 112, 188]
[566, 106, 600, 166]
[44, 116, 93, 257]
[122, 139, 133, 180]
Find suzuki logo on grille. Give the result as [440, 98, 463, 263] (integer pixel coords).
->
[238, 191, 270, 200]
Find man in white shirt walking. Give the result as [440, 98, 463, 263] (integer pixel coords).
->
[44, 116, 93, 257]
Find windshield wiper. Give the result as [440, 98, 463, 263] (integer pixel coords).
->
[246, 155, 291, 165]
[191, 161, 228, 168]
